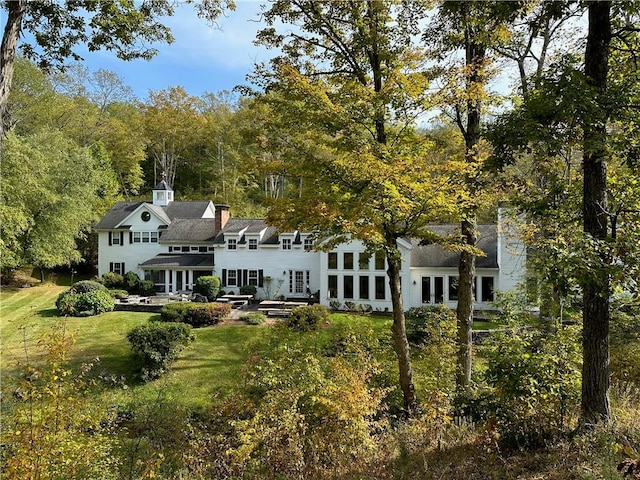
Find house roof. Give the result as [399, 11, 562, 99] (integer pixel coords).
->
[212, 218, 280, 245]
[410, 224, 498, 269]
[160, 218, 217, 242]
[138, 254, 214, 268]
[94, 201, 213, 230]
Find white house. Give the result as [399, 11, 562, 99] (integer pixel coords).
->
[95, 182, 526, 311]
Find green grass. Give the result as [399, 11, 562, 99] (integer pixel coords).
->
[1, 284, 263, 410]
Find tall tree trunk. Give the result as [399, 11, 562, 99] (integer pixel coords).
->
[455, 29, 485, 389]
[0, 0, 26, 146]
[581, 0, 612, 426]
[386, 238, 418, 415]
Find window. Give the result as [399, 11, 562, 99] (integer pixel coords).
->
[133, 231, 158, 243]
[328, 252, 338, 269]
[374, 251, 385, 270]
[227, 270, 237, 286]
[343, 252, 354, 270]
[199, 246, 208, 253]
[304, 238, 313, 250]
[112, 232, 120, 245]
[359, 253, 370, 270]
[344, 275, 354, 299]
[151, 232, 158, 243]
[328, 275, 338, 298]
[434, 276, 444, 304]
[359, 276, 370, 300]
[191, 246, 199, 251]
[110, 262, 125, 275]
[248, 270, 259, 286]
[228, 239, 237, 250]
[421, 277, 431, 304]
[248, 238, 258, 250]
[133, 232, 141, 243]
[181, 246, 189, 252]
[141, 211, 151, 222]
[448, 276, 459, 301]
[144, 270, 165, 290]
[282, 238, 292, 250]
[481, 276, 495, 302]
[375, 276, 386, 300]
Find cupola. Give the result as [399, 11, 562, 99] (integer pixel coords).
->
[152, 180, 173, 206]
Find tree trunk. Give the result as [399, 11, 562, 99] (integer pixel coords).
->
[456, 218, 477, 387]
[581, 0, 612, 426]
[386, 241, 418, 416]
[455, 28, 485, 390]
[0, 0, 26, 145]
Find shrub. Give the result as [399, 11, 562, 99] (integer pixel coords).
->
[329, 300, 342, 311]
[286, 304, 329, 332]
[56, 291, 80, 316]
[56, 289, 114, 316]
[69, 280, 108, 294]
[137, 280, 156, 296]
[123, 271, 141, 293]
[160, 302, 231, 327]
[344, 301, 358, 312]
[127, 322, 194, 380]
[194, 276, 221, 301]
[110, 289, 129, 299]
[100, 271, 124, 289]
[160, 302, 194, 323]
[239, 284, 257, 296]
[74, 289, 114, 316]
[405, 304, 456, 345]
[245, 313, 267, 325]
[480, 325, 581, 448]
[184, 303, 231, 327]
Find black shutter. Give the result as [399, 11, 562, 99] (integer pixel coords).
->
[109, 262, 113, 272]
[122, 263, 125, 274]
[237, 269, 242, 286]
[258, 269, 264, 287]
[222, 269, 227, 286]
[108, 232, 112, 246]
[242, 269, 248, 286]
[120, 232, 124, 246]
[129, 232, 133, 244]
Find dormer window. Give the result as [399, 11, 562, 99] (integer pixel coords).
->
[248, 239, 258, 250]
[228, 239, 237, 250]
[282, 238, 292, 250]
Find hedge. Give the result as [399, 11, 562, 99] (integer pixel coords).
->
[160, 302, 231, 327]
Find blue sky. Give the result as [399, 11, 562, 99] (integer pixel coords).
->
[78, 1, 272, 101]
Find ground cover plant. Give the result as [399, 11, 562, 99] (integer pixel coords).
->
[1, 283, 639, 479]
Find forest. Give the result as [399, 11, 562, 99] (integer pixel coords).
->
[1, 1, 640, 479]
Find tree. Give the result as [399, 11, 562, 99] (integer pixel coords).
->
[0, 0, 235, 144]
[253, 0, 465, 415]
[425, 0, 529, 389]
[0, 130, 119, 279]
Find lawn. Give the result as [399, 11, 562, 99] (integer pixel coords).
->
[1, 284, 263, 410]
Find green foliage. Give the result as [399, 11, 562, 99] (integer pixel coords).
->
[1, 322, 118, 479]
[123, 271, 140, 293]
[193, 275, 221, 301]
[244, 312, 267, 325]
[0, 130, 119, 271]
[56, 288, 114, 316]
[127, 322, 195, 380]
[239, 284, 257, 296]
[480, 325, 582, 448]
[230, 323, 389, 478]
[70, 279, 108, 294]
[405, 304, 457, 346]
[137, 280, 156, 296]
[100, 271, 124, 289]
[160, 301, 230, 327]
[109, 289, 129, 299]
[286, 304, 330, 332]
[183, 303, 231, 327]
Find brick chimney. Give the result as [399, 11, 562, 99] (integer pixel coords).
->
[214, 204, 230, 233]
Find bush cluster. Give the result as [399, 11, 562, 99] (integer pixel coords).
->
[244, 312, 267, 325]
[405, 304, 457, 345]
[99, 271, 155, 296]
[286, 304, 329, 332]
[56, 282, 114, 316]
[193, 276, 221, 301]
[160, 302, 231, 327]
[127, 322, 195, 380]
[239, 284, 257, 296]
